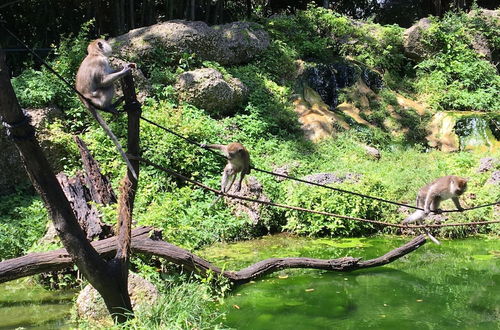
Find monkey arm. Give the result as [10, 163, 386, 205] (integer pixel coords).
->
[234, 171, 246, 192]
[452, 196, 464, 210]
[99, 67, 130, 87]
[205, 144, 226, 151]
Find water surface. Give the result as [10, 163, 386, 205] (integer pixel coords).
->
[200, 234, 500, 330]
[0, 279, 75, 329]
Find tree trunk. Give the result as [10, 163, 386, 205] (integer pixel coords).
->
[0, 50, 132, 324]
[129, 0, 135, 30]
[246, 0, 252, 18]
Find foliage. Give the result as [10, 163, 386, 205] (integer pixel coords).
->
[415, 11, 500, 111]
[0, 193, 48, 260]
[124, 281, 226, 330]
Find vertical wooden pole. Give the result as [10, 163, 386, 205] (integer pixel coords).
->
[108, 72, 141, 321]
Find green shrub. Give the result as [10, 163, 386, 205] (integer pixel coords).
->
[0, 193, 48, 260]
[415, 12, 500, 111]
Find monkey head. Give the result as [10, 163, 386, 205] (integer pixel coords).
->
[88, 39, 112, 57]
[451, 177, 468, 196]
[227, 142, 246, 160]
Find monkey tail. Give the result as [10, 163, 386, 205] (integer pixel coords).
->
[89, 108, 138, 180]
[403, 210, 425, 224]
[424, 230, 441, 245]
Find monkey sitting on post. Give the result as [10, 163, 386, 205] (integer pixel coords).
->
[75, 39, 137, 179]
[204, 142, 251, 205]
[403, 175, 468, 244]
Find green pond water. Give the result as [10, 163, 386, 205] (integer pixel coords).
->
[0, 235, 498, 329]
[0, 279, 75, 329]
[200, 234, 500, 330]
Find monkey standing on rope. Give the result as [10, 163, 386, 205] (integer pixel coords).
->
[403, 175, 468, 244]
[203, 142, 251, 205]
[75, 39, 137, 179]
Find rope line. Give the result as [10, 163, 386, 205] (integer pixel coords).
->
[131, 155, 500, 229]
[138, 115, 499, 214]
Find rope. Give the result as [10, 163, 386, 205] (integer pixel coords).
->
[131, 155, 500, 230]
[138, 115, 499, 214]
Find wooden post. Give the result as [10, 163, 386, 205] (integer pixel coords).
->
[107, 72, 141, 321]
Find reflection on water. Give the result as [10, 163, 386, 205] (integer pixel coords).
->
[0, 279, 75, 329]
[200, 234, 500, 330]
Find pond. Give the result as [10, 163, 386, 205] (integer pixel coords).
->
[0, 234, 498, 329]
[0, 279, 75, 329]
[200, 234, 500, 330]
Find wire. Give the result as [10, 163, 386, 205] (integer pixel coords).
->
[131, 155, 500, 229]
[138, 115, 499, 213]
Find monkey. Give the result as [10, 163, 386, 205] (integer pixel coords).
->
[204, 142, 251, 205]
[403, 175, 468, 244]
[76, 39, 137, 179]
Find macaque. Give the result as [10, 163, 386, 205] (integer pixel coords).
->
[403, 175, 468, 244]
[75, 39, 137, 179]
[205, 142, 251, 204]
[76, 39, 133, 112]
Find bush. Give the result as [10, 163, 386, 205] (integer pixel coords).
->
[415, 12, 500, 111]
[0, 193, 48, 260]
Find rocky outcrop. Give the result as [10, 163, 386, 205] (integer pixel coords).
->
[223, 176, 270, 225]
[301, 173, 362, 185]
[403, 17, 432, 61]
[75, 273, 159, 324]
[111, 20, 269, 65]
[0, 107, 63, 195]
[477, 157, 498, 173]
[175, 68, 248, 116]
[426, 112, 500, 152]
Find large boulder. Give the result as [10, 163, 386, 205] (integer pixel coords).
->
[403, 17, 432, 61]
[175, 68, 248, 116]
[75, 273, 159, 325]
[111, 20, 269, 65]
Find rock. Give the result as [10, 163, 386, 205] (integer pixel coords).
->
[175, 68, 248, 116]
[109, 58, 152, 103]
[111, 20, 269, 66]
[487, 170, 500, 185]
[403, 17, 432, 61]
[75, 273, 159, 324]
[470, 32, 492, 61]
[224, 176, 270, 225]
[477, 157, 498, 173]
[293, 86, 349, 142]
[301, 172, 361, 185]
[272, 163, 300, 182]
[215, 22, 271, 65]
[426, 112, 460, 152]
[362, 145, 381, 160]
[0, 107, 62, 195]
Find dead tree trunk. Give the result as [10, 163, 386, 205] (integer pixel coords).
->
[0, 50, 133, 324]
[105, 73, 142, 321]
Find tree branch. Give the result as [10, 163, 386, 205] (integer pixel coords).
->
[0, 230, 427, 285]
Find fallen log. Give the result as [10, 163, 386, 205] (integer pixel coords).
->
[0, 228, 427, 285]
